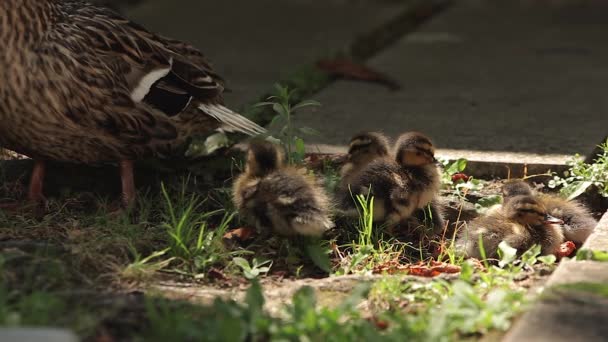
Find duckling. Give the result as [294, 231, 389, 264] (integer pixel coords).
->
[344, 132, 442, 228]
[392, 132, 442, 211]
[0, 0, 266, 208]
[483, 179, 536, 216]
[456, 194, 564, 259]
[500, 180, 597, 245]
[337, 131, 390, 210]
[395, 197, 447, 241]
[233, 141, 333, 237]
[339, 131, 391, 186]
[501, 179, 534, 202]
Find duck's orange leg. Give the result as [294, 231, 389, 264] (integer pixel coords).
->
[0, 160, 46, 212]
[28, 160, 47, 204]
[119, 160, 136, 208]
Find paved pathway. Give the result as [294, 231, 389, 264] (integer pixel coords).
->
[504, 210, 608, 342]
[125, 0, 408, 109]
[292, 0, 608, 162]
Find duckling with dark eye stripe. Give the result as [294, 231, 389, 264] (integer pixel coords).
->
[232, 141, 334, 237]
[392, 132, 442, 216]
[339, 131, 391, 187]
[337, 131, 391, 210]
[456, 194, 564, 259]
[344, 132, 442, 228]
[501, 179, 597, 245]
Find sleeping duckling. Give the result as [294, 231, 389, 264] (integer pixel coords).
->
[233, 141, 333, 237]
[501, 179, 597, 245]
[339, 131, 391, 186]
[456, 194, 564, 259]
[345, 132, 442, 227]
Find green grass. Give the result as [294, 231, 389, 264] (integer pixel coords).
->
[0, 133, 568, 342]
[255, 83, 321, 165]
[0, 179, 559, 342]
[160, 182, 238, 277]
[549, 138, 608, 199]
[334, 192, 411, 275]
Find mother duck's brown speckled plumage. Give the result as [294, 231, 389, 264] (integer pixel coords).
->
[0, 0, 265, 206]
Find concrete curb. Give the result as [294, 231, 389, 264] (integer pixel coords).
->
[0, 328, 78, 342]
[503, 209, 608, 342]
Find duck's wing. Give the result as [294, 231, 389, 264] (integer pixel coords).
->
[57, 1, 265, 137]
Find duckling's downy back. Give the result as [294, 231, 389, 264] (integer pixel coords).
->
[499, 179, 596, 244]
[233, 141, 333, 237]
[456, 194, 564, 259]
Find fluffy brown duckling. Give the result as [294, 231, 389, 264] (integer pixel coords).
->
[339, 131, 391, 187]
[233, 141, 333, 237]
[456, 194, 564, 259]
[337, 131, 390, 210]
[501, 179, 597, 245]
[343, 132, 442, 228]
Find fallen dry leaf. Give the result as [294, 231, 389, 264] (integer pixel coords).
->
[223, 227, 256, 242]
[316, 58, 401, 90]
[207, 267, 228, 281]
[373, 260, 461, 277]
[367, 316, 390, 330]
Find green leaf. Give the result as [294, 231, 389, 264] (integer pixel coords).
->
[253, 101, 275, 108]
[272, 103, 287, 117]
[565, 181, 593, 200]
[201, 132, 231, 155]
[459, 260, 475, 282]
[305, 242, 331, 273]
[497, 241, 517, 268]
[475, 195, 502, 214]
[245, 280, 265, 313]
[447, 158, 467, 174]
[292, 100, 321, 111]
[538, 254, 556, 265]
[233, 257, 251, 271]
[268, 113, 286, 128]
[520, 244, 541, 267]
[291, 286, 316, 319]
[576, 249, 608, 262]
[295, 138, 306, 155]
[298, 127, 321, 136]
[279, 126, 289, 137]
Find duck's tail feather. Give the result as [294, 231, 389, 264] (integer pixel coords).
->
[198, 104, 266, 136]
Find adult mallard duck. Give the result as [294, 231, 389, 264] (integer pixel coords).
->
[0, 0, 266, 207]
